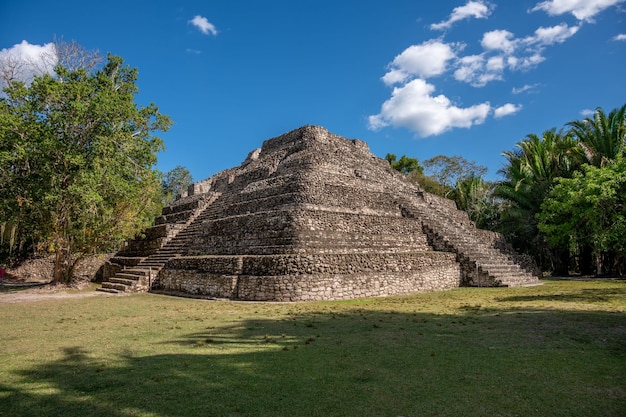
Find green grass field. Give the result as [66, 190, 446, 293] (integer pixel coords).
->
[1, 279, 624, 417]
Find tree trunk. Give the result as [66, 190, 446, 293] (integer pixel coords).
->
[579, 245, 594, 275]
[551, 247, 570, 276]
[595, 251, 603, 276]
[53, 239, 72, 283]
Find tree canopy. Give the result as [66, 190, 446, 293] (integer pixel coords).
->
[423, 155, 487, 192]
[0, 47, 171, 282]
[385, 153, 423, 175]
[496, 105, 625, 275]
[538, 157, 626, 275]
[162, 165, 194, 203]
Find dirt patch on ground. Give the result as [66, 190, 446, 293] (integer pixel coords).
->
[0, 283, 115, 304]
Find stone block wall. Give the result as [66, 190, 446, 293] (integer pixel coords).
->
[186, 208, 430, 256]
[159, 252, 460, 301]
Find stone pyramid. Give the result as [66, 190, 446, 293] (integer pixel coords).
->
[98, 125, 540, 300]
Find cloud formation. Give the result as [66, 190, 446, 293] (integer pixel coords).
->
[430, 1, 494, 30]
[455, 23, 579, 86]
[530, 0, 626, 22]
[613, 33, 626, 41]
[369, 0, 622, 137]
[512, 83, 540, 94]
[382, 40, 457, 86]
[189, 15, 218, 35]
[0, 41, 57, 88]
[494, 103, 523, 118]
[368, 79, 491, 136]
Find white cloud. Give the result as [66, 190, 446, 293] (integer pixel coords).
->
[431, 1, 494, 30]
[0, 41, 57, 87]
[481, 29, 517, 53]
[381, 69, 409, 85]
[460, 22, 578, 84]
[512, 83, 540, 94]
[494, 103, 523, 118]
[454, 54, 485, 84]
[368, 79, 491, 137]
[486, 56, 505, 71]
[382, 40, 457, 85]
[580, 108, 595, 116]
[189, 15, 218, 35]
[613, 33, 626, 41]
[529, 23, 580, 45]
[507, 52, 546, 70]
[530, 0, 626, 22]
[454, 54, 504, 86]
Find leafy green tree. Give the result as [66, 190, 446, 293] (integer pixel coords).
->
[385, 153, 423, 174]
[451, 176, 499, 230]
[495, 129, 579, 274]
[0, 50, 171, 282]
[162, 165, 194, 203]
[568, 104, 626, 167]
[538, 157, 626, 275]
[410, 171, 449, 196]
[385, 153, 448, 195]
[423, 155, 487, 195]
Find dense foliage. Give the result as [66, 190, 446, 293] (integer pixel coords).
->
[0, 51, 171, 282]
[384, 153, 422, 175]
[388, 104, 626, 276]
[494, 129, 580, 274]
[538, 157, 626, 276]
[498, 105, 625, 275]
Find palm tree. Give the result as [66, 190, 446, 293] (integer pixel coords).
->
[568, 104, 626, 167]
[567, 104, 626, 274]
[495, 129, 579, 275]
[452, 176, 498, 230]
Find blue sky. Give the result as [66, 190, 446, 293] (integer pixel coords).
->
[1, 0, 625, 182]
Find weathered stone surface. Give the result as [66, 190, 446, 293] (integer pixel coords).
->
[159, 252, 460, 301]
[101, 125, 540, 299]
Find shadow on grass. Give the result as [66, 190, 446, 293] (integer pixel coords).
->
[497, 286, 626, 303]
[1, 307, 625, 417]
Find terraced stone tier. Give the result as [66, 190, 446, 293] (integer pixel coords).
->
[159, 252, 460, 301]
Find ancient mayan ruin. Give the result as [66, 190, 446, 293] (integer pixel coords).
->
[98, 125, 540, 300]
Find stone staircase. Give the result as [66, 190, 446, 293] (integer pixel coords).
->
[97, 192, 222, 294]
[401, 193, 540, 287]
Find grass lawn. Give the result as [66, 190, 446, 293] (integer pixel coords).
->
[0, 279, 624, 417]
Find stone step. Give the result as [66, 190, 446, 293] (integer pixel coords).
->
[147, 254, 173, 258]
[109, 277, 138, 286]
[483, 268, 528, 277]
[101, 282, 129, 292]
[115, 272, 144, 280]
[161, 241, 188, 246]
[153, 250, 182, 255]
[141, 261, 167, 267]
[96, 287, 121, 294]
[480, 263, 522, 271]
